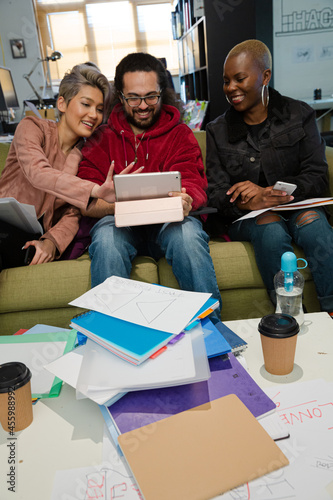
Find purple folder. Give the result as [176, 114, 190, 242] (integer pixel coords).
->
[106, 353, 276, 434]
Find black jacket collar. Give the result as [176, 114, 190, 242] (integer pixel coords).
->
[225, 88, 289, 143]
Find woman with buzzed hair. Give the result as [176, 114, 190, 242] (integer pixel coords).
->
[206, 39, 333, 316]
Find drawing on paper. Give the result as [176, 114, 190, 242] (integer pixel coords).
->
[320, 45, 333, 60]
[83, 468, 142, 499]
[293, 47, 314, 63]
[136, 298, 176, 324]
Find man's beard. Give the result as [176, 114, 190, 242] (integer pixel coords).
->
[124, 105, 162, 131]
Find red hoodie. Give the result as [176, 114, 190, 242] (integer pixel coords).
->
[78, 103, 207, 210]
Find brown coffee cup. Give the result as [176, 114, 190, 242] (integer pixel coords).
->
[258, 314, 299, 375]
[0, 362, 33, 432]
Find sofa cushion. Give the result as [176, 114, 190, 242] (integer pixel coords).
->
[157, 238, 314, 293]
[0, 253, 159, 314]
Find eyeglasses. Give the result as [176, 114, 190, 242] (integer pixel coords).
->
[120, 92, 162, 107]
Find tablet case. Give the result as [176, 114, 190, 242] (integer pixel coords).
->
[115, 196, 184, 227]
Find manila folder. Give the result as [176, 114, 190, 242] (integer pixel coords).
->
[118, 394, 289, 500]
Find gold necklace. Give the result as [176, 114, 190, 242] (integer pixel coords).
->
[134, 131, 146, 163]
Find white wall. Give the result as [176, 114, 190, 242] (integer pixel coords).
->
[0, 0, 44, 120]
[273, 0, 333, 100]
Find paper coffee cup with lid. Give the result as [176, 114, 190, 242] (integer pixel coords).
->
[258, 313, 299, 375]
[0, 362, 33, 432]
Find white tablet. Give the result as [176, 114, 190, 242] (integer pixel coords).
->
[114, 171, 182, 202]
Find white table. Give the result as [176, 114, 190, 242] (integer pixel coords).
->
[0, 383, 105, 500]
[1, 312, 333, 500]
[228, 312, 333, 386]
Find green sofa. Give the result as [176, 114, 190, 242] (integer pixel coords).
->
[1, 135, 333, 335]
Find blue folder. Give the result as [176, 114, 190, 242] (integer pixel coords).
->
[70, 310, 174, 365]
[201, 317, 231, 358]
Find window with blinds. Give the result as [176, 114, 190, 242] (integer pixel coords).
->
[35, 0, 178, 82]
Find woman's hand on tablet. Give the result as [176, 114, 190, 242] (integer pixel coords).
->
[91, 161, 143, 203]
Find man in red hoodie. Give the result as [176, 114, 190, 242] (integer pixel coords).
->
[78, 53, 221, 315]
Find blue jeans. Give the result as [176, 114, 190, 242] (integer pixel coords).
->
[89, 215, 222, 317]
[228, 208, 333, 312]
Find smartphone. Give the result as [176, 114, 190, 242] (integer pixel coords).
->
[273, 181, 297, 196]
[24, 246, 36, 265]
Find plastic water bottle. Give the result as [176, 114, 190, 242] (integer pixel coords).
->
[274, 252, 307, 326]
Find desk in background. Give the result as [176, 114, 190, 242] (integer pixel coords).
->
[303, 96, 333, 132]
[25, 108, 58, 121]
[24, 98, 58, 122]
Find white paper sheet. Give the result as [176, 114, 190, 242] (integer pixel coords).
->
[69, 275, 211, 334]
[51, 465, 141, 500]
[218, 379, 333, 500]
[50, 426, 141, 500]
[265, 379, 333, 434]
[0, 339, 67, 395]
[234, 197, 333, 223]
[0, 197, 43, 233]
[44, 346, 85, 389]
[76, 324, 209, 397]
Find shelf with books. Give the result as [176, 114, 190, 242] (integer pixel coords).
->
[172, 1, 208, 127]
[173, 0, 273, 124]
[172, 0, 203, 40]
[178, 17, 207, 107]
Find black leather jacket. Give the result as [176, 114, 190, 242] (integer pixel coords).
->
[206, 88, 329, 224]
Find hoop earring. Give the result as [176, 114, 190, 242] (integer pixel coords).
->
[225, 95, 231, 105]
[261, 85, 269, 108]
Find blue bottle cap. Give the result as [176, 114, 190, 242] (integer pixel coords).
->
[281, 252, 297, 273]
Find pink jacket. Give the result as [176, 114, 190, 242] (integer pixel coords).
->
[0, 116, 94, 255]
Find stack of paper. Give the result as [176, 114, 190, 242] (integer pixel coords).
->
[69, 276, 218, 365]
[42, 275, 290, 500]
[45, 323, 212, 406]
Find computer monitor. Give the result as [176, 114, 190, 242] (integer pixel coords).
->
[0, 66, 20, 111]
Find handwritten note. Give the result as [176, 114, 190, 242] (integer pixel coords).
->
[216, 380, 333, 500]
[265, 379, 333, 433]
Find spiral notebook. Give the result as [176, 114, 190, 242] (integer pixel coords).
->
[70, 310, 174, 365]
